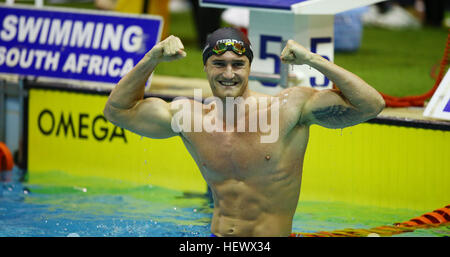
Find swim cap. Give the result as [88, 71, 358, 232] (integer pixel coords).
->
[202, 27, 253, 65]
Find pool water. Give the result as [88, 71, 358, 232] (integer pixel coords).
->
[1, 168, 449, 237]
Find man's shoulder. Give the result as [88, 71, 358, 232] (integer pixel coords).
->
[170, 97, 199, 109]
[278, 86, 316, 98]
[275, 86, 316, 110]
[248, 87, 316, 100]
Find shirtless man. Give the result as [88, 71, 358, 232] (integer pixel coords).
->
[103, 27, 385, 237]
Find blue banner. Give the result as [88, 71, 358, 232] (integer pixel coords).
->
[0, 4, 162, 83]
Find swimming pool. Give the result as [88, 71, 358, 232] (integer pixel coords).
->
[1, 168, 448, 237]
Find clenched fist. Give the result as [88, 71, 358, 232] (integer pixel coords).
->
[280, 40, 313, 65]
[147, 35, 187, 63]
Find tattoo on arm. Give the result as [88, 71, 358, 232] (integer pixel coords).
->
[312, 105, 362, 127]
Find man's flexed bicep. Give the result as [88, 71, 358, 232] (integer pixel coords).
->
[281, 39, 385, 128]
[300, 88, 369, 129]
[104, 97, 178, 139]
[103, 35, 186, 138]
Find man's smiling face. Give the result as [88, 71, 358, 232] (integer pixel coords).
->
[204, 51, 251, 99]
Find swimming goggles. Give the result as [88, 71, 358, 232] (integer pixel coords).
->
[212, 41, 247, 55]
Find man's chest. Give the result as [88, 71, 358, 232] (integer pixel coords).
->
[182, 131, 279, 178]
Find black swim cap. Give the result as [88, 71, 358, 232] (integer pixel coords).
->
[202, 27, 253, 65]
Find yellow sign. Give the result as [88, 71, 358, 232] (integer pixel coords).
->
[27, 88, 207, 193]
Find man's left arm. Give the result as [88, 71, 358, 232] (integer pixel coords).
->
[281, 40, 385, 128]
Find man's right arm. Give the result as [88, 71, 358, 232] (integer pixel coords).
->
[103, 35, 186, 139]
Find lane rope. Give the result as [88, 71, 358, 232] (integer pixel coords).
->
[290, 204, 450, 237]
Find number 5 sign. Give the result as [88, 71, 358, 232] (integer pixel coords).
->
[248, 11, 334, 91]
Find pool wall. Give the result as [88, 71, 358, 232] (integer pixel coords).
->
[26, 83, 450, 211]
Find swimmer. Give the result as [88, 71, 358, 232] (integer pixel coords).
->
[104, 27, 385, 237]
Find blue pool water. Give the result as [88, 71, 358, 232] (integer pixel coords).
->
[0, 167, 449, 237]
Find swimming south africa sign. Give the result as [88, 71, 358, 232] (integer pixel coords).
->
[0, 4, 162, 83]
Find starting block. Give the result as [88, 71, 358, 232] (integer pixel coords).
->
[201, 0, 384, 93]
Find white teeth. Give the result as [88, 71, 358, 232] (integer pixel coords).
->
[220, 81, 236, 86]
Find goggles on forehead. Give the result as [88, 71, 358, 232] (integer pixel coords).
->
[212, 41, 247, 56]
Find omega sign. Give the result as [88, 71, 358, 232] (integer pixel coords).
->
[37, 109, 127, 143]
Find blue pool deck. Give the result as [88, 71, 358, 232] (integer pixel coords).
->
[201, 0, 308, 10]
[201, 0, 385, 14]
